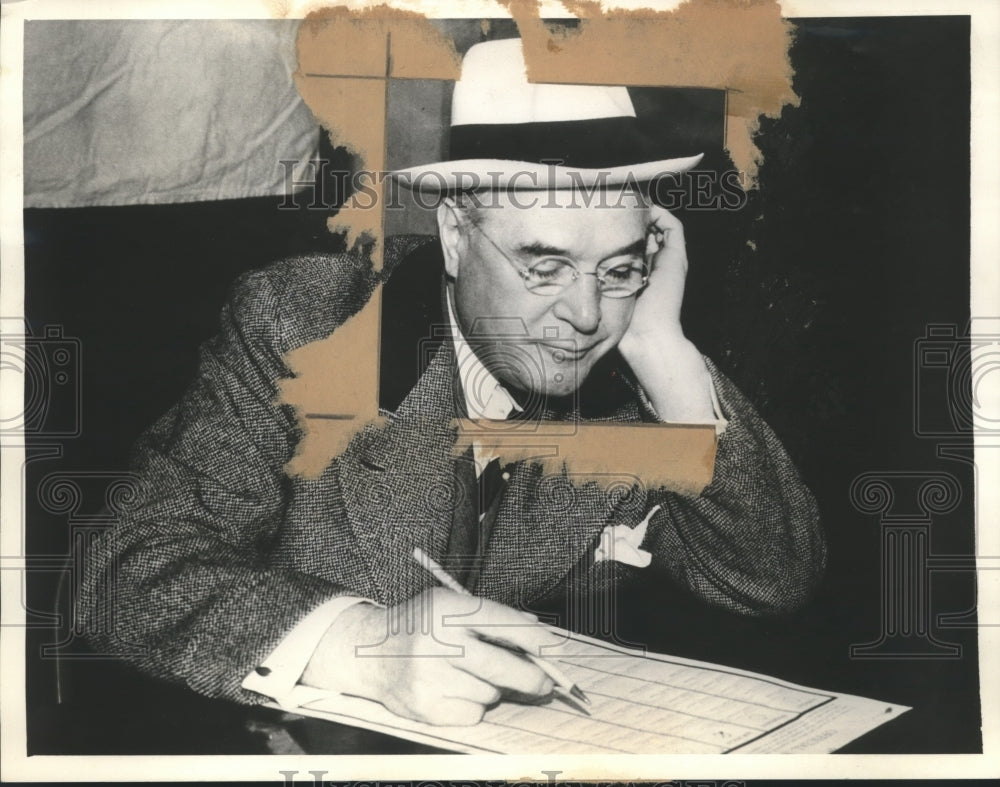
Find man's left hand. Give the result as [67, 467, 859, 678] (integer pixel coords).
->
[618, 203, 689, 351]
[617, 205, 715, 423]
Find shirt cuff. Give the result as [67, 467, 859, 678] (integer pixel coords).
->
[636, 377, 728, 437]
[241, 595, 372, 709]
[708, 377, 729, 437]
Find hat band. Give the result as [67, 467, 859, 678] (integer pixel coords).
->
[448, 116, 654, 170]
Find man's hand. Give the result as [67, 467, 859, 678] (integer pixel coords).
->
[301, 588, 562, 726]
[617, 205, 714, 422]
[619, 203, 689, 349]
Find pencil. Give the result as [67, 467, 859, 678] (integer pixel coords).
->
[412, 547, 591, 705]
[412, 546, 467, 595]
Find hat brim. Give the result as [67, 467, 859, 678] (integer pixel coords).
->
[390, 154, 704, 193]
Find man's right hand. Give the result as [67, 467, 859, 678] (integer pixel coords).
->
[300, 588, 564, 726]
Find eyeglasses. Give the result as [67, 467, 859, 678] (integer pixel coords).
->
[468, 222, 650, 299]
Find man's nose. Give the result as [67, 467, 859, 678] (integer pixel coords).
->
[551, 274, 602, 335]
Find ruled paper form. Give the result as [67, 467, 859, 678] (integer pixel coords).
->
[276, 629, 908, 754]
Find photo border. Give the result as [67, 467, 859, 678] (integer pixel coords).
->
[1, 0, 997, 781]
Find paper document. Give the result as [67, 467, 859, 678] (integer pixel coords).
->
[275, 629, 909, 754]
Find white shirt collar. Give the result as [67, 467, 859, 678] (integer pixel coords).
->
[446, 289, 523, 422]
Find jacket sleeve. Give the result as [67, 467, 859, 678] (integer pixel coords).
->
[77, 266, 351, 704]
[646, 359, 826, 616]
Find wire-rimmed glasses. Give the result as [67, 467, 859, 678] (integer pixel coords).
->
[469, 223, 650, 299]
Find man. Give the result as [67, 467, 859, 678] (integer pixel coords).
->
[80, 38, 824, 728]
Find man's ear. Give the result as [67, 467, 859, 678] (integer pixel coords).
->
[436, 197, 464, 280]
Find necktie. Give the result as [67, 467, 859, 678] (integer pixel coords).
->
[447, 451, 510, 590]
[446, 383, 530, 589]
[478, 456, 505, 518]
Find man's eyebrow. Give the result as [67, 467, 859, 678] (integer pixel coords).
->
[515, 238, 646, 260]
[515, 241, 572, 257]
[608, 239, 647, 260]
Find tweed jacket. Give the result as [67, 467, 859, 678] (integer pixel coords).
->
[80, 234, 825, 704]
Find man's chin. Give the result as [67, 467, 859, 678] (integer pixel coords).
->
[537, 377, 585, 399]
[500, 361, 591, 403]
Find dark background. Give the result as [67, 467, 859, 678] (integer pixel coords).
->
[20, 16, 980, 755]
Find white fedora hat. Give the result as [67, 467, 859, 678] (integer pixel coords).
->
[391, 37, 703, 193]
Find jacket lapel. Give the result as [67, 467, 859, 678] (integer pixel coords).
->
[474, 376, 651, 605]
[337, 340, 464, 606]
[474, 462, 612, 606]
